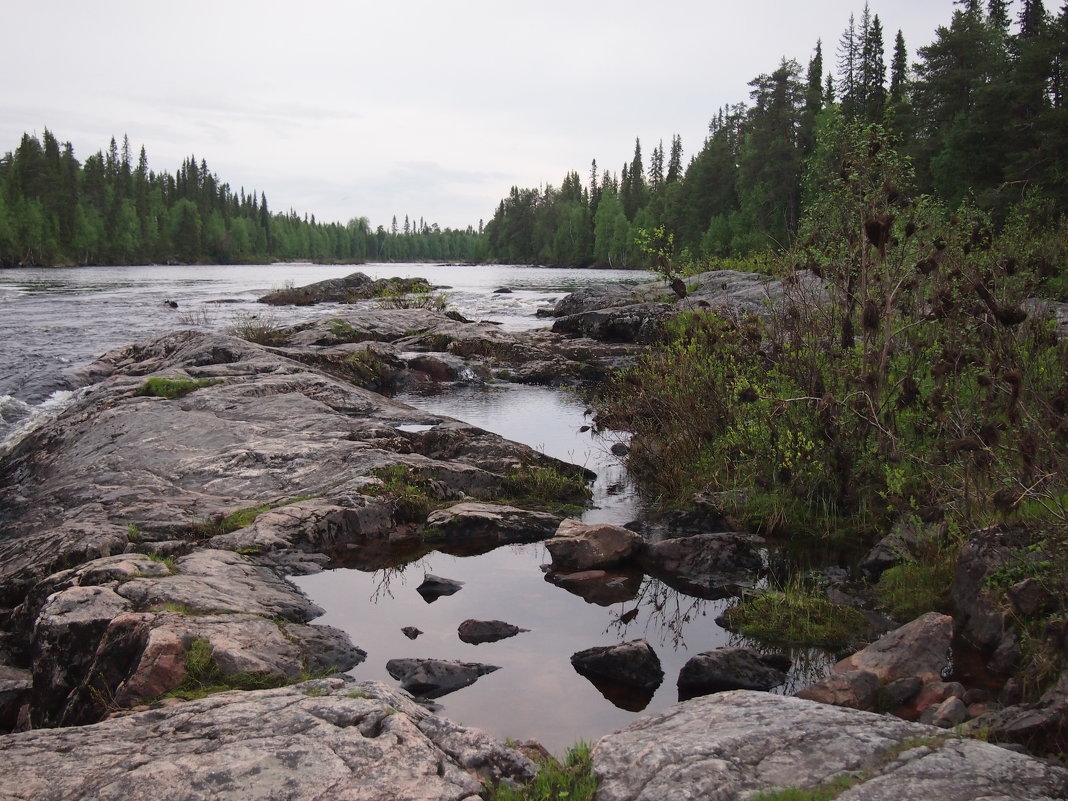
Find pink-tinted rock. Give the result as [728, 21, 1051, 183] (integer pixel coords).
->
[795, 670, 880, 711]
[834, 612, 952, 684]
[545, 522, 642, 572]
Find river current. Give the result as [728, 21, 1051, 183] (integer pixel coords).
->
[0, 262, 831, 754]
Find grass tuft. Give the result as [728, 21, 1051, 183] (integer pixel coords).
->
[484, 741, 597, 801]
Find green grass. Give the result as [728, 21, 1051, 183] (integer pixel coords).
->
[484, 742, 597, 801]
[877, 560, 954, 621]
[366, 464, 435, 523]
[136, 376, 216, 399]
[188, 494, 319, 539]
[748, 776, 858, 801]
[723, 586, 870, 648]
[227, 311, 287, 345]
[144, 552, 178, 573]
[501, 464, 592, 512]
[164, 637, 293, 701]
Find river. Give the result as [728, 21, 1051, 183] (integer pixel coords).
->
[0, 261, 832, 754]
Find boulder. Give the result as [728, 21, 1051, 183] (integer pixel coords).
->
[834, 612, 952, 685]
[591, 691, 1068, 801]
[401, 626, 423, 640]
[639, 532, 763, 599]
[0, 664, 32, 732]
[678, 648, 790, 700]
[951, 525, 1032, 663]
[570, 639, 664, 708]
[457, 619, 528, 645]
[543, 521, 643, 572]
[385, 658, 500, 699]
[926, 696, 968, 728]
[0, 680, 536, 801]
[859, 518, 945, 579]
[552, 302, 676, 344]
[966, 667, 1068, 753]
[795, 669, 880, 711]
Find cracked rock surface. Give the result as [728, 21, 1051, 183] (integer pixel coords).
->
[591, 691, 1068, 801]
[0, 679, 536, 801]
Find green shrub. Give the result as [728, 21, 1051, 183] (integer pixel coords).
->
[593, 120, 1068, 540]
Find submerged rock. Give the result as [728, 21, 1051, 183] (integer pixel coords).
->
[677, 647, 790, 700]
[592, 691, 1068, 801]
[545, 569, 643, 606]
[457, 619, 529, 645]
[385, 658, 500, 699]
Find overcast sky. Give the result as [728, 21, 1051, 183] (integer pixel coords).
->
[6, 1, 959, 230]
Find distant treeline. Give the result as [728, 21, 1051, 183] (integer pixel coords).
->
[484, 0, 1068, 268]
[0, 133, 482, 267]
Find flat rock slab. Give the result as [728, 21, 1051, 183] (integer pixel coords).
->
[424, 502, 563, 545]
[592, 690, 1068, 801]
[0, 679, 535, 801]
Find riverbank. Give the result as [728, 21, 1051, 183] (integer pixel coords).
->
[1, 270, 1066, 799]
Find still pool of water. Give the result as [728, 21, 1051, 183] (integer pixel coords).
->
[293, 383, 836, 754]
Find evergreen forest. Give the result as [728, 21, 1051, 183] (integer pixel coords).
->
[0, 134, 483, 268]
[483, 0, 1068, 292]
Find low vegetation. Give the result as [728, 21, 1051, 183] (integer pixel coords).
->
[365, 464, 437, 524]
[483, 742, 597, 801]
[226, 311, 286, 345]
[595, 121, 1068, 543]
[165, 637, 292, 701]
[136, 376, 216, 399]
[375, 283, 451, 311]
[722, 582, 871, 648]
[188, 495, 318, 539]
[501, 464, 592, 513]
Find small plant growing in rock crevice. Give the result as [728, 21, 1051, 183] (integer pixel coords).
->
[227, 311, 287, 346]
[136, 376, 216, 400]
[483, 741, 597, 801]
[365, 464, 435, 523]
[164, 637, 292, 701]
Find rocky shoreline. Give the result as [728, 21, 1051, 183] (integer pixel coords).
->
[1, 271, 1066, 799]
